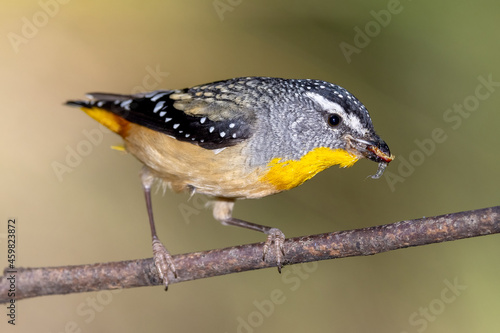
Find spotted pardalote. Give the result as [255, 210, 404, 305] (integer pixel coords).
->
[66, 76, 393, 288]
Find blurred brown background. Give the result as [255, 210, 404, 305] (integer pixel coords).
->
[2, 0, 499, 332]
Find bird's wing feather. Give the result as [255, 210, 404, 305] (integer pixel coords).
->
[66, 89, 255, 150]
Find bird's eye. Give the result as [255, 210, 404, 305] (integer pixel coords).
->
[327, 114, 342, 127]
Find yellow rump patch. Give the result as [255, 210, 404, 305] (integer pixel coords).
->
[110, 145, 126, 152]
[81, 107, 130, 137]
[260, 147, 359, 191]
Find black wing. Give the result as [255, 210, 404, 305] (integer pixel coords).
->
[66, 89, 254, 150]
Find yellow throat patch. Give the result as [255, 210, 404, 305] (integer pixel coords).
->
[260, 147, 359, 191]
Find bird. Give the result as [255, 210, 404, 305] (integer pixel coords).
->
[66, 76, 393, 289]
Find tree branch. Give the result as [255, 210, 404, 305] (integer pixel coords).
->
[1, 206, 499, 303]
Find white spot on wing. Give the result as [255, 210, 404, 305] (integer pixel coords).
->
[159, 111, 167, 117]
[144, 91, 159, 98]
[120, 100, 132, 110]
[154, 101, 165, 113]
[200, 117, 207, 124]
[173, 123, 180, 129]
[165, 117, 172, 123]
[213, 148, 226, 154]
[150, 92, 168, 102]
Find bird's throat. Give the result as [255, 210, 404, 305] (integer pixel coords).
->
[260, 147, 359, 191]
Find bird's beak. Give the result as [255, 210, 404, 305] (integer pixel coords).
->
[344, 134, 394, 179]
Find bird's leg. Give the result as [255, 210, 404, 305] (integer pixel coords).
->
[141, 167, 177, 289]
[212, 198, 286, 272]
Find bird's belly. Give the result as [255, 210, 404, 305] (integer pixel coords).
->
[124, 125, 278, 199]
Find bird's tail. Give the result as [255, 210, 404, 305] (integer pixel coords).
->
[65, 93, 135, 137]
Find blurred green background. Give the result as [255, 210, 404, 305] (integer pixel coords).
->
[2, 0, 499, 332]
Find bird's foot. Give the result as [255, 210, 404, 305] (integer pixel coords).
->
[262, 228, 286, 273]
[152, 236, 177, 290]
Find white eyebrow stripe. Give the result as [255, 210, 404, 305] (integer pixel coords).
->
[305, 92, 345, 115]
[346, 114, 367, 135]
[305, 92, 368, 136]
